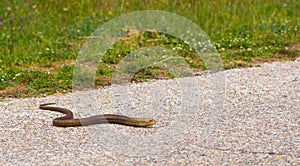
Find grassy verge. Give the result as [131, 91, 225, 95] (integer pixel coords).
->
[0, 0, 299, 98]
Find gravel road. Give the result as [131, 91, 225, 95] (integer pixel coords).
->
[1, 59, 299, 165]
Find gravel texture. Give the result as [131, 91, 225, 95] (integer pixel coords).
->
[1, 59, 299, 165]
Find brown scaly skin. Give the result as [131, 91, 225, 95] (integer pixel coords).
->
[39, 103, 156, 127]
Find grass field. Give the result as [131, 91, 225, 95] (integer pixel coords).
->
[0, 0, 299, 98]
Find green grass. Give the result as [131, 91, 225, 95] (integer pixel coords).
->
[0, 0, 299, 98]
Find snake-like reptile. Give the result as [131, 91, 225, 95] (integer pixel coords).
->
[39, 103, 156, 127]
